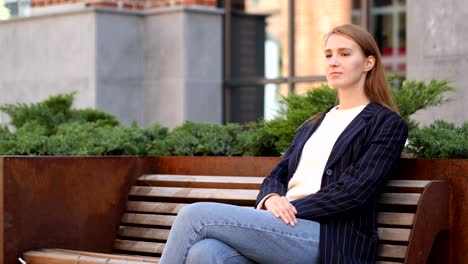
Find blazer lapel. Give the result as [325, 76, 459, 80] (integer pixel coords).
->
[290, 110, 329, 172]
[324, 102, 379, 169]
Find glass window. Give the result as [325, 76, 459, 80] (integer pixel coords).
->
[398, 12, 406, 55]
[5, 1, 17, 17]
[227, 0, 359, 122]
[352, 0, 406, 78]
[375, 0, 392, 7]
[373, 13, 394, 56]
[352, 0, 361, 9]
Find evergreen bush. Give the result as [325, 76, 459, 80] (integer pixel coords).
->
[149, 121, 245, 156]
[405, 120, 468, 158]
[391, 79, 454, 126]
[0, 93, 168, 156]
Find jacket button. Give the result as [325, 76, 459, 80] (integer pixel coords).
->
[325, 169, 333, 176]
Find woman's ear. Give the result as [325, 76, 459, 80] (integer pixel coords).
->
[364, 55, 375, 72]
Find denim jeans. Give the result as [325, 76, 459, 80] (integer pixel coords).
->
[159, 202, 320, 264]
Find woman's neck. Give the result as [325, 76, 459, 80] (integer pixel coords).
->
[336, 88, 370, 110]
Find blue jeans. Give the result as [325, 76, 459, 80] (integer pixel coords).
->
[159, 202, 320, 264]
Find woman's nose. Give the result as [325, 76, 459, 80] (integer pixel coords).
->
[329, 56, 339, 67]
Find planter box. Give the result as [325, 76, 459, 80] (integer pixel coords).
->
[396, 158, 468, 264]
[0, 156, 466, 263]
[0, 157, 157, 264]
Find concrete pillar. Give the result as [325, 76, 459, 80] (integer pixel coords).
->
[407, 0, 468, 126]
[143, 7, 223, 128]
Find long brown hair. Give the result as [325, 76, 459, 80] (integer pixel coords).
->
[324, 24, 399, 114]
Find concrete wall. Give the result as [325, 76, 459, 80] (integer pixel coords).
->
[407, 0, 468, 126]
[0, 11, 97, 124]
[0, 6, 223, 128]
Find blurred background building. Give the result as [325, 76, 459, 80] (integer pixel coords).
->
[0, 0, 466, 127]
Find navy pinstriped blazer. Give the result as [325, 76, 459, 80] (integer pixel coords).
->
[256, 102, 408, 264]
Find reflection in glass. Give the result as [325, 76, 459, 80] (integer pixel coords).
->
[264, 38, 281, 120]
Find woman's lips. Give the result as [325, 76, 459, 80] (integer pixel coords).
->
[329, 72, 342, 76]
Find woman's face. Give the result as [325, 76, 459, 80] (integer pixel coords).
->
[323, 33, 374, 91]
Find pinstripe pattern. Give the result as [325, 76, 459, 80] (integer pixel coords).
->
[256, 102, 408, 264]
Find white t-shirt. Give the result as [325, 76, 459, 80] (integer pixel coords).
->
[285, 104, 366, 201]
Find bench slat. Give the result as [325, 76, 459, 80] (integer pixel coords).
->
[117, 224, 410, 244]
[44, 249, 159, 263]
[114, 239, 165, 255]
[386, 180, 431, 189]
[24, 249, 159, 264]
[118, 226, 170, 241]
[378, 193, 421, 205]
[126, 201, 188, 214]
[139, 174, 263, 189]
[378, 227, 411, 242]
[129, 186, 259, 201]
[378, 244, 407, 259]
[377, 212, 414, 226]
[121, 213, 176, 227]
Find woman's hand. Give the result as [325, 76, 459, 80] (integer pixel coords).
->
[264, 195, 298, 226]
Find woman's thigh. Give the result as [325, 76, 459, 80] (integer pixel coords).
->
[176, 202, 320, 264]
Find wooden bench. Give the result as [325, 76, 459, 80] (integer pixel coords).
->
[23, 174, 449, 264]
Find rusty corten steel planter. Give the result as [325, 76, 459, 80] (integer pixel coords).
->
[395, 158, 468, 264]
[0, 156, 158, 264]
[0, 156, 465, 264]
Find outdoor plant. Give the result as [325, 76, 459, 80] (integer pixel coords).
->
[391, 79, 454, 127]
[0, 93, 276, 156]
[0, 94, 168, 156]
[149, 121, 245, 156]
[0, 93, 119, 135]
[405, 120, 468, 158]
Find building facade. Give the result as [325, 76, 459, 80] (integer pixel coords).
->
[1, 0, 466, 127]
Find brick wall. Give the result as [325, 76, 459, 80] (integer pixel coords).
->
[30, 0, 218, 10]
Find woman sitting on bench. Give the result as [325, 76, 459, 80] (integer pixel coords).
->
[160, 24, 409, 264]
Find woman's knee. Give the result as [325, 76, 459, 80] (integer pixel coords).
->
[177, 202, 221, 223]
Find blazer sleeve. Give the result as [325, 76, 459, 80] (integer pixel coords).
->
[290, 112, 408, 222]
[255, 125, 308, 206]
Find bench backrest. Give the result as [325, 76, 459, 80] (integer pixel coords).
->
[114, 174, 448, 264]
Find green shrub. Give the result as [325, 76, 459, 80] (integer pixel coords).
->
[0, 93, 121, 136]
[237, 121, 281, 156]
[0, 94, 75, 135]
[45, 122, 169, 156]
[0, 93, 168, 156]
[149, 122, 245, 156]
[0, 122, 48, 155]
[71, 108, 120, 127]
[405, 120, 468, 158]
[391, 79, 454, 125]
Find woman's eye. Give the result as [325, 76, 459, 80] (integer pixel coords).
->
[341, 53, 350, 56]
[325, 54, 332, 58]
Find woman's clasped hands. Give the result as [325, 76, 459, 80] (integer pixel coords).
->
[264, 194, 298, 227]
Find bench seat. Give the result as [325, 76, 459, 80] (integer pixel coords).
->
[23, 174, 449, 264]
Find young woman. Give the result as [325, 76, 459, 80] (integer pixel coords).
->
[160, 24, 408, 264]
